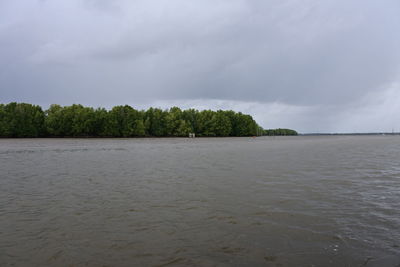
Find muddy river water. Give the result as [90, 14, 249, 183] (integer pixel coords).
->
[1, 136, 399, 266]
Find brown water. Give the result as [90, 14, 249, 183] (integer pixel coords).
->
[1, 136, 400, 266]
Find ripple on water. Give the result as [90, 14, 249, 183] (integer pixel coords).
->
[1, 136, 400, 266]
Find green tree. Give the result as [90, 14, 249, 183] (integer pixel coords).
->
[263, 128, 298, 136]
[144, 108, 166, 136]
[0, 104, 7, 137]
[197, 110, 216, 136]
[45, 104, 64, 136]
[107, 105, 144, 137]
[234, 112, 257, 136]
[211, 111, 232, 136]
[164, 107, 192, 136]
[1, 102, 265, 138]
[92, 108, 110, 137]
[0, 103, 46, 137]
[182, 109, 198, 133]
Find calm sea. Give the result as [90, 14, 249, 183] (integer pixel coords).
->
[1, 136, 399, 266]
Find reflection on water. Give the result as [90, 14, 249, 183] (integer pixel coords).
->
[1, 136, 400, 266]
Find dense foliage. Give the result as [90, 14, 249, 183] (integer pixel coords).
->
[0, 103, 45, 137]
[0, 103, 261, 137]
[263, 128, 298, 136]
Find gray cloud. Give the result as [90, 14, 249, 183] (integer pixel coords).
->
[0, 0, 399, 131]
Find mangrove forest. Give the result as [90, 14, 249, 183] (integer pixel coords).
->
[263, 128, 298, 136]
[0, 102, 264, 138]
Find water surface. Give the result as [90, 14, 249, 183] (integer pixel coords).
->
[1, 136, 400, 266]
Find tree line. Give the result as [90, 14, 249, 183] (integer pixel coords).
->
[0, 102, 263, 138]
[263, 128, 298, 136]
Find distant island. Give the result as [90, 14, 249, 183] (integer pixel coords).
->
[263, 128, 298, 136]
[0, 102, 268, 138]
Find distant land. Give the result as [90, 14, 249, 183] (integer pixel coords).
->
[0, 102, 267, 138]
[0, 102, 302, 138]
[6, 102, 399, 138]
[301, 132, 400, 136]
[0, 102, 297, 138]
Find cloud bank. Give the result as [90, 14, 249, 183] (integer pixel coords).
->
[0, 0, 399, 132]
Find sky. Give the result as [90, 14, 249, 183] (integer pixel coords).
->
[0, 0, 399, 133]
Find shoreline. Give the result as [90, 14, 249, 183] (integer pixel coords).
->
[1, 134, 399, 139]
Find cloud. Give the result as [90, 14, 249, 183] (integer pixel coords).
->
[333, 83, 400, 133]
[0, 0, 399, 132]
[139, 81, 400, 133]
[139, 98, 313, 131]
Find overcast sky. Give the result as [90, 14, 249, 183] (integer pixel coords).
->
[1, 0, 399, 133]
